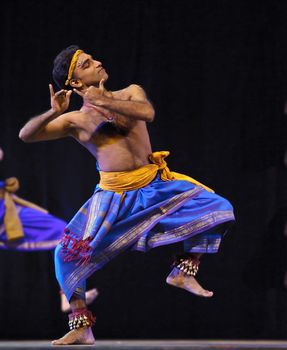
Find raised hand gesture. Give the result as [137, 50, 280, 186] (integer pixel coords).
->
[73, 79, 112, 106]
[49, 84, 72, 114]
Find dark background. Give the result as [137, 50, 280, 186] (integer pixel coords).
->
[0, 0, 287, 340]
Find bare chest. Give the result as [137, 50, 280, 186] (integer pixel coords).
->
[75, 107, 136, 145]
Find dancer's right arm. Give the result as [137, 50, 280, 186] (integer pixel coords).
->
[19, 84, 75, 142]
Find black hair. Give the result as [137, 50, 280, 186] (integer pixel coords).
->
[52, 45, 80, 89]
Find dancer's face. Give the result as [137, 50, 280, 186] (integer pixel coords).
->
[71, 52, 108, 90]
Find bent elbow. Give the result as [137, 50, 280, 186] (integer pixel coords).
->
[18, 129, 27, 142]
[18, 129, 33, 143]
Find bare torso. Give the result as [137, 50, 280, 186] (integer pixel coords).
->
[69, 88, 153, 171]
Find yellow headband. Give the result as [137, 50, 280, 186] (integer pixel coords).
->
[65, 49, 83, 86]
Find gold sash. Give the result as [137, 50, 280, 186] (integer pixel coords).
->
[99, 151, 214, 193]
[0, 177, 48, 241]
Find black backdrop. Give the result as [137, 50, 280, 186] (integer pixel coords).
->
[0, 0, 287, 340]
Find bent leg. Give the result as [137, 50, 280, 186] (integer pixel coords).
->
[164, 188, 234, 297]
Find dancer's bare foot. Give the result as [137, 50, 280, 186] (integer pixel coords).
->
[61, 288, 99, 313]
[86, 288, 99, 305]
[51, 327, 95, 345]
[166, 267, 213, 297]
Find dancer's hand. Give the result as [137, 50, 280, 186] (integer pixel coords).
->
[49, 84, 72, 114]
[73, 79, 112, 106]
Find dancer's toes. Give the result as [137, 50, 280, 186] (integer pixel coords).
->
[51, 330, 76, 345]
[202, 290, 213, 297]
[51, 328, 95, 346]
[51, 338, 66, 345]
[86, 288, 99, 305]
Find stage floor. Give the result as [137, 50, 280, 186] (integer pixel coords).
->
[0, 340, 287, 350]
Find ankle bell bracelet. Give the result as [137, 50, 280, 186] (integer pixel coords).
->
[68, 308, 96, 330]
[174, 255, 200, 277]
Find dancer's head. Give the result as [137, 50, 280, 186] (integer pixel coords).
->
[52, 45, 108, 90]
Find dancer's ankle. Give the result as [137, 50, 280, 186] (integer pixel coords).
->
[68, 307, 96, 330]
[172, 253, 201, 277]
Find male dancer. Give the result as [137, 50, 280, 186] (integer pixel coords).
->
[0, 146, 98, 312]
[19, 45, 235, 345]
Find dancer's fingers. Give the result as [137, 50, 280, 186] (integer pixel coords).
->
[55, 90, 66, 97]
[73, 88, 85, 97]
[49, 84, 55, 96]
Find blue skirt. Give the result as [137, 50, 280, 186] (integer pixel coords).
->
[55, 174, 235, 301]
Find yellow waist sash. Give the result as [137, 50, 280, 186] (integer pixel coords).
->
[99, 151, 214, 193]
[1, 177, 48, 241]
